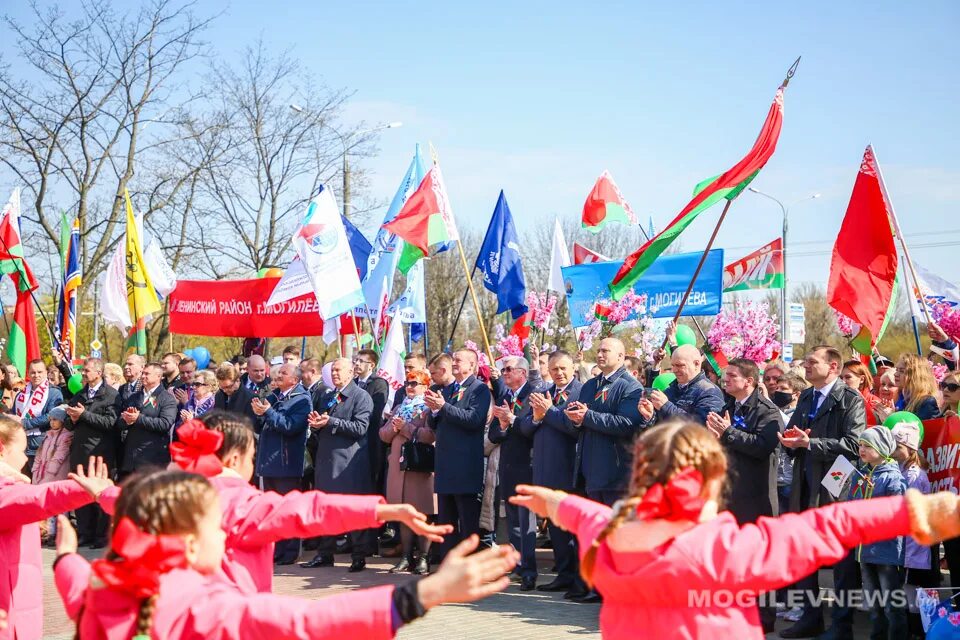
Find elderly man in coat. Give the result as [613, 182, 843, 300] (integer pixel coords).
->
[642, 344, 725, 426]
[301, 357, 375, 572]
[252, 362, 312, 565]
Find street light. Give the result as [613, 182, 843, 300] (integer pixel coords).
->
[747, 187, 821, 349]
[289, 104, 402, 217]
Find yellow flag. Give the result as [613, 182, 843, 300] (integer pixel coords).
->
[125, 188, 162, 319]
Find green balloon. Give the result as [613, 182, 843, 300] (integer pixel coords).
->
[883, 410, 924, 444]
[675, 324, 697, 347]
[256, 267, 269, 278]
[652, 372, 676, 391]
[67, 374, 84, 395]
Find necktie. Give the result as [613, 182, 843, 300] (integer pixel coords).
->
[357, 378, 368, 390]
[807, 391, 823, 422]
[88, 388, 96, 400]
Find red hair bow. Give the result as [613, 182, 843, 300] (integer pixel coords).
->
[91, 517, 188, 599]
[633, 467, 707, 522]
[170, 420, 224, 477]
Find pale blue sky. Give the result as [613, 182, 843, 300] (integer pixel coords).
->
[8, 1, 960, 289]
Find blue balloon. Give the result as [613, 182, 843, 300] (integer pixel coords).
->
[192, 346, 211, 369]
[183, 348, 195, 361]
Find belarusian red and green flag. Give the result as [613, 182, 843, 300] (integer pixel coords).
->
[581, 170, 638, 233]
[0, 188, 41, 376]
[609, 85, 787, 299]
[703, 344, 729, 376]
[827, 146, 899, 356]
[722, 238, 784, 292]
[383, 164, 460, 274]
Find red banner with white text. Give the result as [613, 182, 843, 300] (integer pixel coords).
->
[920, 416, 960, 494]
[168, 278, 326, 338]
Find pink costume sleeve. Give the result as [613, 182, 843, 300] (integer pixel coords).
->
[97, 485, 121, 516]
[0, 478, 92, 530]
[192, 583, 397, 640]
[53, 553, 92, 621]
[230, 490, 385, 548]
[701, 495, 910, 592]
[555, 495, 614, 552]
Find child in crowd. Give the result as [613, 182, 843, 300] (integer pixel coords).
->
[30, 407, 73, 544]
[0, 415, 113, 640]
[55, 469, 518, 639]
[97, 412, 452, 594]
[891, 422, 939, 638]
[509, 420, 960, 639]
[848, 427, 907, 638]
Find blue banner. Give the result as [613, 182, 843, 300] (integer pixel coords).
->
[561, 250, 724, 327]
[475, 190, 527, 318]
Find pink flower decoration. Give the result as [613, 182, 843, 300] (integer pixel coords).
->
[932, 302, 960, 342]
[931, 362, 949, 383]
[834, 309, 860, 338]
[706, 300, 781, 363]
[525, 291, 558, 330]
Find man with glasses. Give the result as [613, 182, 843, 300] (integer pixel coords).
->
[213, 362, 256, 420]
[489, 356, 538, 591]
[353, 349, 390, 494]
[777, 345, 865, 639]
[172, 356, 198, 417]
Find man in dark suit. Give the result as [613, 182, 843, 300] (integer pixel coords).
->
[489, 356, 538, 591]
[213, 362, 256, 421]
[424, 348, 492, 560]
[302, 357, 375, 572]
[114, 354, 145, 464]
[64, 357, 119, 548]
[240, 354, 271, 398]
[118, 362, 178, 476]
[160, 352, 182, 390]
[520, 350, 585, 598]
[299, 358, 329, 405]
[352, 348, 390, 493]
[705, 357, 782, 633]
[252, 362, 312, 565]
[778, 345, 865, 639]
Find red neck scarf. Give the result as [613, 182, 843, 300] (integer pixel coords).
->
[170, 420, 224, 477]
[632, 467, 707, 522]
[91, 518, 189, 599]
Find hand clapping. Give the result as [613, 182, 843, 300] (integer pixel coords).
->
[705, 411, 731, 439]
[423, 389, 445, 411]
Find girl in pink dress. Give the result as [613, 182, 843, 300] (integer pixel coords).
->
[511, 420, 960, 640]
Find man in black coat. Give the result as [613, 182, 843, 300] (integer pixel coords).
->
[213, 362, 256, 421]
[489, 356, 538, 591]
[64, 357, 119, 548]
[353, 349, 390, 493]
[519, 349, 586, 598]
[778, 345, 866, 639]
[424, 348, 492, 559]
[299, 358, 330, 405]
[118, 362, 178, 476]
[114, 354, 145, 464]
[705, 357, 781, 633]
[160, 352, 182, 390]
[302, 357, 375, 572]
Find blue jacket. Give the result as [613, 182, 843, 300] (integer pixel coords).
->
[488, 382, 536, 496]
[312, 381, 373, 494]
[849, 460, 906, 566]
[574, 367, 643, 493]
[432, 375, 491, 495]
[654, 371, 725, 425]
[896, 393, 940, 421]
[256, 384, 311, 479]
[518, 379, 582, 491]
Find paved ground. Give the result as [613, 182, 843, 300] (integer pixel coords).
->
[39, 546, 906, 639]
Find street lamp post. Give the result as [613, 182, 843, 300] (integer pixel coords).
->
[747, 187, 820, 350]
[289, 104, 401, 218]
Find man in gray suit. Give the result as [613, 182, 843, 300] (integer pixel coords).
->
[301, 357, 375, 572]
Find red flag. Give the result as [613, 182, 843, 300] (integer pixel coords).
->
[510, 312, 531, 341]
[826, 146, 898, 352]
[572, 243, 610, 265]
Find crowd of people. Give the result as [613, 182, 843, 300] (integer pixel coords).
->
[0, 321, 958, 639]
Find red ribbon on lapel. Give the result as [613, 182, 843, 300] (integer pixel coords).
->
[170, 420, 224, 477]
[632, 467, 706, 522]
[91, 518, 189, 599]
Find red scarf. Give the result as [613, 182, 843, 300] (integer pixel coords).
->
[170, 420, 224, 477]
[91, 518, 188, 600]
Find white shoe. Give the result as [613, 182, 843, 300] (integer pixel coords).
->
[780, 607, 803, 622]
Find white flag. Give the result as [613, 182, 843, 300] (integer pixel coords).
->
[376, 314, 406, 395]
[143, 240, 178, 299]
[548, 217, 571, 294]
[100, 242, 131, 330]
[821, 455, 859, 499]
[291, 186, 364, 320]
[266, 255, 312, 307]
[388, 258, 426, 323]
[906, 259, 960, 318]
[322, 315, 340, 345]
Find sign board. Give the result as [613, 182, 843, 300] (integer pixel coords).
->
[90, 339, 103, 351]
[90, 348, 102, 359]
[788, 303, 806, 344]
[782, 343, 794, 363]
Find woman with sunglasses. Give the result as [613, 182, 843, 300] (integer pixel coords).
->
[380, 369, 437, 575]
[940, 371, 960, 418]
[179, 371, 217, 424]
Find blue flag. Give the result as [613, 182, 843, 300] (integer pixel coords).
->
[476, 191, 527, 319]
[341, 214, 372, 280]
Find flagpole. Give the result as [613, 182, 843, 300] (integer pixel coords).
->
[350, 309, 363, 354]
[446, 266, 476, 350]
[0, 231, 60, 354]
[455, 238, 495, 365]
[659, 199, 733, 351]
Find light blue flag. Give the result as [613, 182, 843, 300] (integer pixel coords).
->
[358, 145, 427, 317]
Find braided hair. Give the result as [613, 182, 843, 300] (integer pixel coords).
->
[200, 410, 255, 460]
[580, 421, 727, 586]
